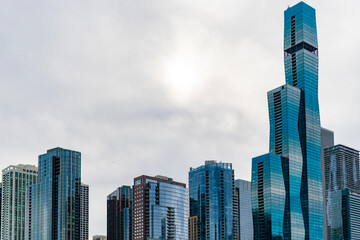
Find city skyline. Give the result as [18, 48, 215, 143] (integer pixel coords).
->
[1, 0, 360, 237]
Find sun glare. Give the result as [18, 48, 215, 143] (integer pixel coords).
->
[163, 51, 201, 103]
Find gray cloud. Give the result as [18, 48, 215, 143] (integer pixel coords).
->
[0, 0, 359, 236]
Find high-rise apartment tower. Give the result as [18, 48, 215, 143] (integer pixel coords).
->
[1, 165, 38, 240]
[81, 183, 89, 240]
[252, 2, 323, 239]
[26, 147, 81, 240]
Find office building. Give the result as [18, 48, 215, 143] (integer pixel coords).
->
[321, 128, 334, 240]
[235, 179, 253, 240]
[324, 144, 360, 238]
[81, 183, 89, 240]
[189, 161, 235, 240]
[107, 186, 132, 240]
[1, 164, 38, 240]
[251, 2, 323, 239]
[133, 175, 188, 240]
[328, 189, 360, 239]
[27, 147, 81, 240]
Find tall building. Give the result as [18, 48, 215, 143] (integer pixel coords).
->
[107, 185, 132, 240]
[328, 189, 360, 239]
[189, 161, 235, 240]
[251, 154, 285, 239]
[324, 144, 360, 238]
[1, 164, 38, 240]
[81, 183, 89, 240]
[251, 2, 323, 239]
[235, 179, 253, 240]
[133, 175, 188, 240]
[321, 128, 334, 240]
[27, 147, 81, 240]
[0, 183, 2, 234]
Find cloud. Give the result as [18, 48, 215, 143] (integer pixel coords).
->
[0, 0, 359, 236]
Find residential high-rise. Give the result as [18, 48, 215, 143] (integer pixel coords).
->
[328, 189, 360, 239]
[1, 164, 38, 240]
[27, 147, 81, 240]
[189, 161, 234, 240]
[321, 128, 334, 240]
[107, 186, 132, 240]
[81, 183, 89, 240]
[324, 144, 360, 238]
[133, 175, 188, 240]
[251, 2, 323, 239]
[0, 183, 2, 234]
[252, 154, 285, 239]
[235, 179, 253, 240]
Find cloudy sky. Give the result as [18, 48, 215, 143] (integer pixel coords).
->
[1, 0, 359, 237]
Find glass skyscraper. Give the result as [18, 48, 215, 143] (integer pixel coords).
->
[26, 147, 81, 240]
[235, 179, 253, 240]
[189, 161, 234, 240]
[328, 189, 360, 239]
[107, 185, 133, 240]
[1, 164, 38, 240]
[252, 2, 323, 239]
[81, 183, 89, 240]
[133, 175, 188, 240]
[324, 144, 360, 239]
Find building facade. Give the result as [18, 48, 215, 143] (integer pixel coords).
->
[251, 2, 323, 239]
[81, 183, 89, 240]
[251, 154, 285, 239]
[324, 144, 360, 239]
[107, 185, 133, 240]
[189, 161, 235, 240]
[1, 165, 38, 240]
[321, 128, 334, 240]
[27, 147, 81, 240]
[328, 189, 360, 239]
[93, 235, 107, 240]
[235, 179, 253, 240]
[133, 175, 188, 240]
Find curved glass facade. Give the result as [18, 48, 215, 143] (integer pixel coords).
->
[252, 2, 323, 239]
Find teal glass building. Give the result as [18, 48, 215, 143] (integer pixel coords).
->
[107, 185, 133, 240]
[252, 2, 323, 239]
[26, 148, 81, 240]
[189, 161, 234, 240]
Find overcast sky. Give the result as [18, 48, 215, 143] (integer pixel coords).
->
[1, 0, 359, 237]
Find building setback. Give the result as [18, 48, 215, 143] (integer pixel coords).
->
[133, 175, 188, 240]
[26, 147, 81, 240]
[81, 183, 89, 240]
[189, 161, 235, 240]
[1, 164, 38, 240]
[251, 2, 323, 239]
[107, 185, 133, 240]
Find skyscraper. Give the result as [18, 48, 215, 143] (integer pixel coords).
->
[252, 2, 323, 239]
[1, 164, 38, 240]
[133, 175, 188, 240]
[107, 185, 133, 240]
[27, 147, 81, 240]
[321, 128, 334, 240]
[81, 183, 89, 240]
[324, 144, 360, 238]
[189, 161, 235, 240]
[235, 179, 253, 240]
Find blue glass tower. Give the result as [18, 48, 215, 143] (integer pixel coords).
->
[189, 161, 234, 240]
[26, 147, 81, 240]
[252, 2, 322, 239]
[235, 179, 253, 240]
